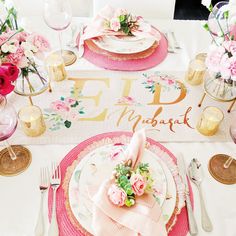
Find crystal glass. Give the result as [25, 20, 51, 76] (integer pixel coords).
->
[43, 0, 76, 66]
[0, 95, 31, 176]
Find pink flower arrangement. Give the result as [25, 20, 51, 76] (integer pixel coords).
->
[205, 41, 236, 81]
[0, 63, 19, 95]
[108, 160, 153, 207]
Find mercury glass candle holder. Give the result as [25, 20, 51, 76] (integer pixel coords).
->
[18, 105, 46, 137]
[196, 106, 224, 136]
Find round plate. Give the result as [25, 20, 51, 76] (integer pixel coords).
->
[92, 35, 156, 54]
[69, 144, 176, 234]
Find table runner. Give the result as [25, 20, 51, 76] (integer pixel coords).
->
[9, 70, 232, 145]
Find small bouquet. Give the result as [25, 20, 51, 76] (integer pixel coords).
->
[104, 8, 148, 36]
[202, 1, 236, 83]
[0, 0, 50, 93]
[108, 159, 153, 207]
[0, 62, 19, 95]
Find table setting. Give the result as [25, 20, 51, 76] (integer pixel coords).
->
[0, 0, 236, 236]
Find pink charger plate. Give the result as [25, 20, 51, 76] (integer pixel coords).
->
[48, 131, 193, 236]
[76, 31, 168, 71]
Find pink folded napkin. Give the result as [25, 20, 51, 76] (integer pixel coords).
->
[79, 5, 161, 47]
[88, 129, 167, 236]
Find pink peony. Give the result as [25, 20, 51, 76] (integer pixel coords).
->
[205, 45, 225, 73]
[108, 184, 126, 206]
[130, 173, 146, 196]
[51, 101, 70, 112]
[110, 18, 121, 32]
[27, 34, 50, 52]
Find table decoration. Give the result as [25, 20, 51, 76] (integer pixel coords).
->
[47, 131, 194, 236]
[196, 106, 224, 136]
[76, 6, 168, 71]
[7, 70, 234, 145]
[0, 1, 51, 105]
[43, 0, 77, 66]
[0, 94, 31, 176]
[185, 59, 206, 86]
[18, 105, 46, 137]
[46, 54, 67, 82]
[199, 1, 236, 112]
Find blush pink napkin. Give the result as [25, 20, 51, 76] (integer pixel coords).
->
[79, 5, 161, 47]
[89, 129, 167, 236]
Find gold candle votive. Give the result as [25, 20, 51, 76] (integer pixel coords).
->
[46, 54, 67, 82]
[196, 106, 224, 136]
[185, 59, 206, 85]
[18, 105, 46, 137]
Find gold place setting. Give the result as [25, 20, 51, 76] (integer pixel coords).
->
[0, 0, 236, 236]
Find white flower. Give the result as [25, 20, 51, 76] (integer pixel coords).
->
[21, 42, 33, 50]
[201, 0, 211, 8]
[8, 44, 17, 53]
[24, 49, 34, 58]
[1, 43, 10, 53]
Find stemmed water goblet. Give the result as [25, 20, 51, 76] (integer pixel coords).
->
[0, 95, 31, 176]
[208, 110, 236, 184]
[43, 0, 77, 66]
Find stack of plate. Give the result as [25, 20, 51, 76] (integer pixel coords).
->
[66, 133, 185, 235]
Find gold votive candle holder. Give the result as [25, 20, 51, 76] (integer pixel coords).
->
[46, 54, 67, 82]
[196, 106, 224, 136]
[18, 105, 46, 137]
[185, 59, 206, 85]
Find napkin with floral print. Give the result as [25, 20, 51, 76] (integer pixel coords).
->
[89, 129, 167, 236]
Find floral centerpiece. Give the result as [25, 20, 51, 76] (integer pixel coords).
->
[108, 159, 153, 207]
[0, 0, 50, 95]
[202, 0, 236, 101]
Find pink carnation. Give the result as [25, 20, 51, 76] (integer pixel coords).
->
[108, 184, 126, 206]
[130, 173, 146, 196]
[6, 47, 29, 68]
[205, 45, 225, 73]
[28, 34, 50, 52]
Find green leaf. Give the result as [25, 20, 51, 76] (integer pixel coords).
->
[60, 97, 65, 101]
[79, 110, 85, 114]
[119, 15, 126, 22]
[64, 120, 72, 128]
[203, 23, 209, 31]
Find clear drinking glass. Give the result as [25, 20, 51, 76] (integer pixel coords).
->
[43, 0, 76, 66]
[0, 95, 31, 176]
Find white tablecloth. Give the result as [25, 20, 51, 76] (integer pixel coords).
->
[0, 17, 236, 236]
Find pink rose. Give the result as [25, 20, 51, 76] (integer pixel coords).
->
[27, 34, 50, 52]
[0, 63, 19, 95]
[108, 184, 126, 206]
[206, 45, 225, 72]
[51, 101, 70, 112]
[130, 174, 146, 196]
[110, 18, 120, 32]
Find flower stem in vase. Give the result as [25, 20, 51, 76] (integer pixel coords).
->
[25, 76, 35, 93]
